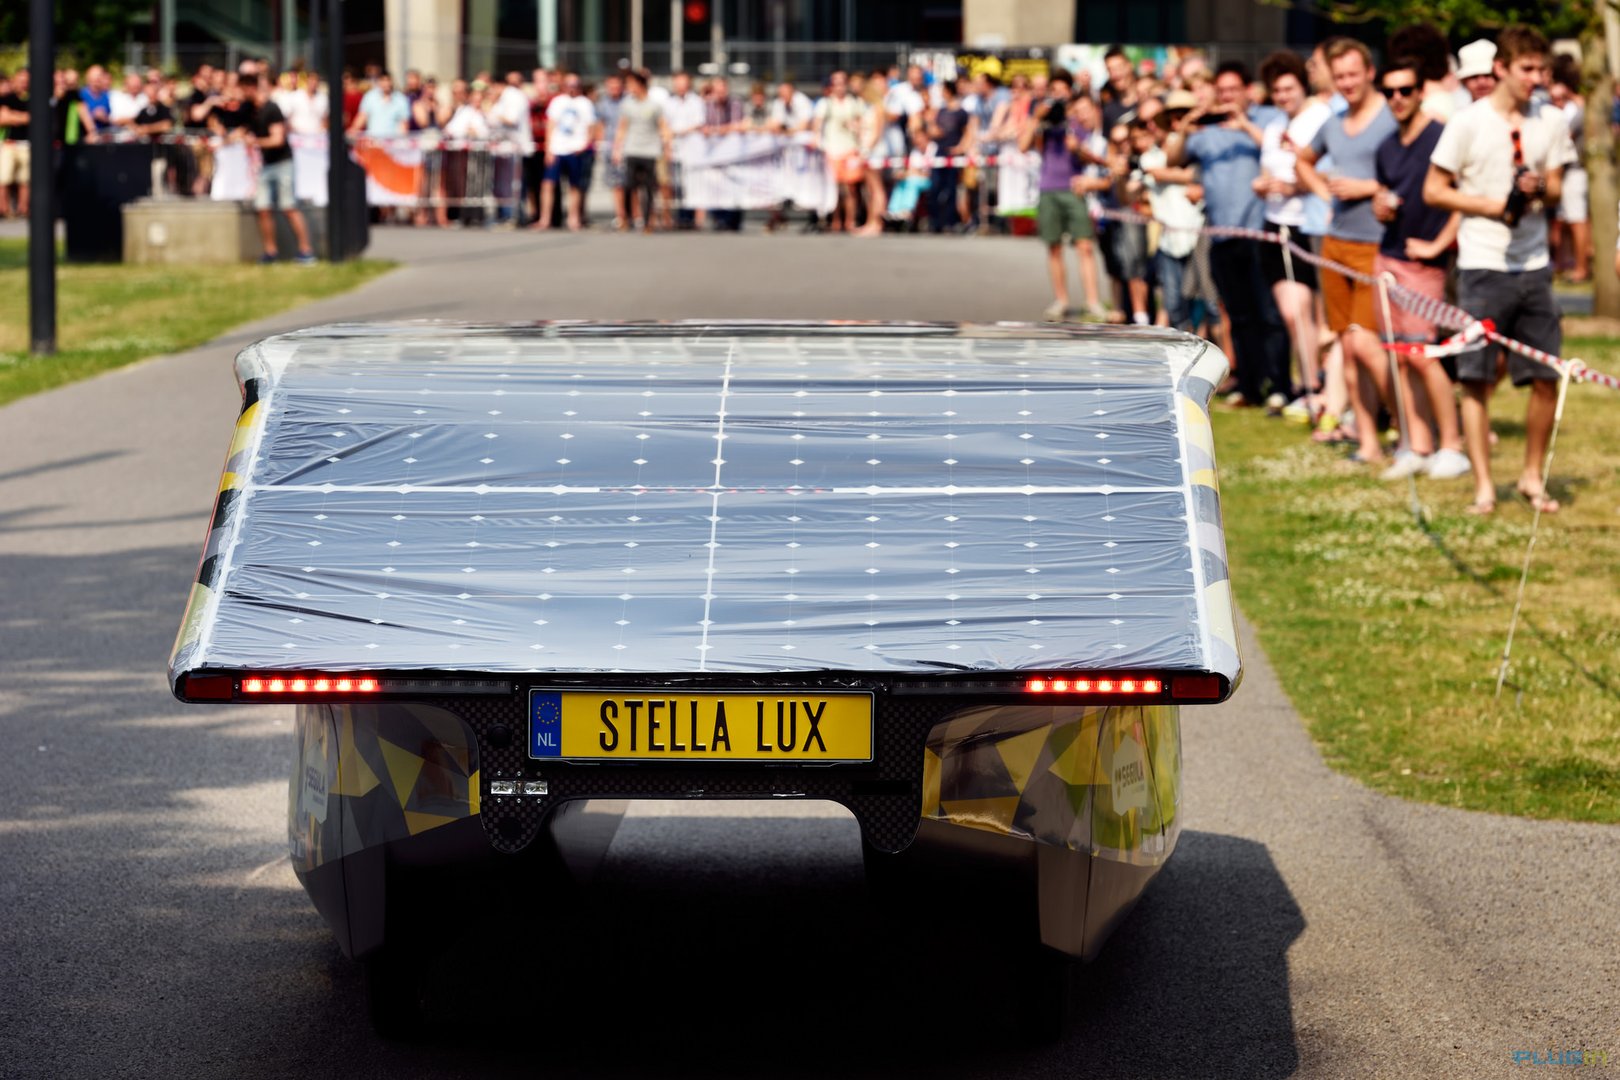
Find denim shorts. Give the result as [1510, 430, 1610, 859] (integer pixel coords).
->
[254, 158, 296, 212]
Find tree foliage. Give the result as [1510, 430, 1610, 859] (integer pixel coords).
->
[1260, 0, 1589, 38]
[1, 0, 153, 68]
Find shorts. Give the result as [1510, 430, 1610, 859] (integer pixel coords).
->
[1037, 190, 1093, 245]
[1455, 266, 1562, 386]
[833, 152, 866, 185]
[1374, 254, 1447, 345]
[1259, 229, 1319, 289]
[600, 156, 626, 190]
[0, 140, 30, 186]
[544, 152, 588, 188]
[1558, 165, 1588, 223]
[1110, 220, 1150, 281]
[1320, 235, 1379, 334]
[253, 158, 297, 212]
[626, 156, 658, 195]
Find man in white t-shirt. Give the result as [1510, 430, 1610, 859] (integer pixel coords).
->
[1423, 25, 1576, 516]
[109, 71, 148, 127]
[768, 82, 813, 134]
[536, 73, 597, 231]
[485, 74, 534, 223]
[660, 72, 706, 225]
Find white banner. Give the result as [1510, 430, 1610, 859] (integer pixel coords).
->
[680, 133, 837, 215]
[209, 143, 254, 202]
[996, 150, 1041, 216]
[292, 135, 329, 207]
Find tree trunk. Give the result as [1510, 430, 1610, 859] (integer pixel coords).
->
[1585, 15, 1619, 318]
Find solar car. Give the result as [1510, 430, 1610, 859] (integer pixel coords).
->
[170, 322, 1240, 1035]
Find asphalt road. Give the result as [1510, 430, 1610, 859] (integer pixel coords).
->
[2, 227, 1615, 1079]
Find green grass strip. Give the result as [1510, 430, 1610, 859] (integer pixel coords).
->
[1216, 340, 1620, 822]
[0, 238, 392, 408]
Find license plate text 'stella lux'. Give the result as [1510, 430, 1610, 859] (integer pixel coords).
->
[529, 690, 874, 763]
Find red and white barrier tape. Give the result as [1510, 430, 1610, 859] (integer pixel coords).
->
[1096, 206, 1618, 392]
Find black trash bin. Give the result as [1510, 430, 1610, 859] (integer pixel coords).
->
[62, 142, 156, 262]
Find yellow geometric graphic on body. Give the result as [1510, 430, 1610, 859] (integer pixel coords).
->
[1047, 718, 1101, 786]
[939, 795, 1021, 835]
[995, 726, 1050, 795]
[470, 769, 480, 815]
[330, 713, 380, 797]
[377, 738, 426, 809]
[403, 810, 458, 836]
[920, 749, 941, 817]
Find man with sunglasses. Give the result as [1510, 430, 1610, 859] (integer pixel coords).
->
[1423, 26, 1575, 515]
[1370, 58, 1469, 481]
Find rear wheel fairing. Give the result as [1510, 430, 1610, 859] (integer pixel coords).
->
[920, 703, 1182, 958]
[921, 703, 1181, 858]
[289, 702, 482, 875]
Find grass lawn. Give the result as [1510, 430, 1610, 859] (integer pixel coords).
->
[0, 238, 392, 407]
[1216, 337, 1620, 823]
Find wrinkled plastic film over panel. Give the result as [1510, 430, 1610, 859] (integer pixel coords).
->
[171, 323, 1239, 685]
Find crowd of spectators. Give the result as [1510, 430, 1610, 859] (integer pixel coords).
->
[0, 28, 1611, 513]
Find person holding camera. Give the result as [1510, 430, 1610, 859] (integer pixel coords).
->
[1018, 73, 1104, 321]
[1165, 61, 1291, 407]
[1422, 26, 1575, 516]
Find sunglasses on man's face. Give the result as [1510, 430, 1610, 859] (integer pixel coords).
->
[1383, 83, 1418, 98]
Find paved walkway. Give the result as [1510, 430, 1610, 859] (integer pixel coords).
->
[0, 225, 1613, 1078]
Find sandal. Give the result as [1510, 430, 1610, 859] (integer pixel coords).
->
[1463, 498, 1496, 516]
[1311, 423, 1353, 444]
[1515, 484, 1561, 514]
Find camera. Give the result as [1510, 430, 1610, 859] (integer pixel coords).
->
[1039, 98, 1069, 131]
[1501, 165, 1533, 227]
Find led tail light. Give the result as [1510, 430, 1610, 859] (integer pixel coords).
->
[1025, 677, 1163, 695]
[181, 672, 511, 702]
[240, 675, 380, 694]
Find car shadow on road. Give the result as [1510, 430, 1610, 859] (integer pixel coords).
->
[329, 820, 1303, 1080]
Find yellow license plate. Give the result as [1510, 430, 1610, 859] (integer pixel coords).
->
[528, 689, 873, 763]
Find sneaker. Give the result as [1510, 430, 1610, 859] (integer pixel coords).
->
[1281, 397, 1312, 424]
[1424, 447, 1472, 480]
[1042, 301, 1068, 321]
[1380, 449, 1430, 481]
[1264, 392, 1288, 417]
[258, 252, 278, 265]
[293, 251, 318, 266]
[1222, 389, 1249, 408]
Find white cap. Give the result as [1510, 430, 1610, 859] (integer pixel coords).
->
[1456, 39, 1497, 81]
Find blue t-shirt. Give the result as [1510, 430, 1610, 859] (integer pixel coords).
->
[79, 87, 112, 131]
[1375, 121, 1450, 266]
[1182, 105, 1282, 231]
[358, 87, 411, 135]
[1309, 102, 1398, 243]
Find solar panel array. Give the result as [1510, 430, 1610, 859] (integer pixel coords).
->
[186, 324, 1229, 676]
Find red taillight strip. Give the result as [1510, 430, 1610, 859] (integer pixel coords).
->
[240, 675, 379, 694]
[1025, 677, 1164, 695]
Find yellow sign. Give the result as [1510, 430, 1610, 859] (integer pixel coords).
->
[538, 690, 874, 763]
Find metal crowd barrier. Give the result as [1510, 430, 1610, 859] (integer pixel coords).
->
[79, 130, 526, 218]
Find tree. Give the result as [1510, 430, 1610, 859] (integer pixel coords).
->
[0, 0, 152, 67]
[1262, 0, 1619, 317]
